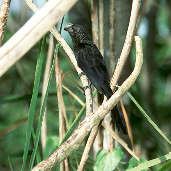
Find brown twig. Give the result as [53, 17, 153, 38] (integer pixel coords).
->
[91, 0, 98, 46]
[109, 0, 115, 74]
[32, 36, 143, 171]
[99, 0, 104, 56]
[55, 52, 68, 171]
[0, 0, 11, 46]
[110, 0, 141, 90]
[120, 99, 134, 149]
[62, 84, 84, 107]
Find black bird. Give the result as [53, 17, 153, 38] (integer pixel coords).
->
[64, 23, 126, 133]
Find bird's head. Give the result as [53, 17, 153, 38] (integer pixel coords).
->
[64, 23, 90, 44]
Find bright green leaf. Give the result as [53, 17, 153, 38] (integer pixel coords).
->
[94, 147, 123, 171]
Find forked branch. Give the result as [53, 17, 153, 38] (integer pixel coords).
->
[32, 36, 143, 171]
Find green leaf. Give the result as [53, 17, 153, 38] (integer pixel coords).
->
[29, 43, 60, 170]
[127, 158, 148, 171]
[94, 147, 123, 171]
[21, 37, 46, 171]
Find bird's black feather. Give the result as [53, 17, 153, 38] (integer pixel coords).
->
[64, 24, 127, 133]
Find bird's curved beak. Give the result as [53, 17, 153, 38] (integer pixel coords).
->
[64, 23, 74, 32]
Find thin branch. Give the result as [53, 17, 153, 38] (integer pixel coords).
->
[32, 36, 143, 171]
[120, 99, 134, 149]
[99, 0, 104, 56]
[77, 124, 99, 171]
[109, 0, 115, 74]
[0, 0, 11, 46]
[41, 34, 54, 152]
[62, 84, 84, 107]
[91, 0, 98, 45]
[0, 0, 79, 77]
[102, 123, 139, 161]
[55, 53, 66, 171]
[110, 0, 141, 90]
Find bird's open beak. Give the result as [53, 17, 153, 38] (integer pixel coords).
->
[64, 23, 74, 31]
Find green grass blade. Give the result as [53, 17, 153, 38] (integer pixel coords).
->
[29, 44, 60, 170]
[127, 92, 171, 144]
[8, 156, 14, 171]
[126, 152, 171, 171]
[32, 128, 41, 163]
[21, 37, 46, 171]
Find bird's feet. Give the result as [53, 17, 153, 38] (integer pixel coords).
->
[83, 85, 90, 91]
[78, 72, 85, 78]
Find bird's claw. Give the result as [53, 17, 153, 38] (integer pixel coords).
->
[78, 72, 85, 78]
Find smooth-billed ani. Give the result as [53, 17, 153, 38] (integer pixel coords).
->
[64, 23, 126, 133]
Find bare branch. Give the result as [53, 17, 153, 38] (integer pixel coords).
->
[0, 0, 79, 77]
[110, 0, 141, 89]
[55, 51, 68, 171]
[0, 0, 11, 45]
[62, 84, 84, 107]
[120, 99, 134, 148]
[41, 34, 54, 151]
[99, 0, 104, 56]
[32, 36, 143, 171]
[77, 124, 99, 171]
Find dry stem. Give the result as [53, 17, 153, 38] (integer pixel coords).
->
[0, 0, 11, 45]
[62, 84, 84, 107]
[120, 99, 134, 149]
[77, 124, 99, 171]
[41, 34, 54, 151]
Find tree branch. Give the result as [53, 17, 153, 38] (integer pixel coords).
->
[32, 36, 143, 171]
[0, 0, 79, 77]
[110, 0, 141, 89]
[0, 0, 11, 45]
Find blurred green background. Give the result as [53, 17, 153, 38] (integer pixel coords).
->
[0, 0, 171, 170]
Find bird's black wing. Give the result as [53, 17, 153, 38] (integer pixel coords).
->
[75, 42, 113, 98]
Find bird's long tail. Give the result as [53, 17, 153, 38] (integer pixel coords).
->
[111, 104, 127, 134]
[105, 89, 127, 134]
